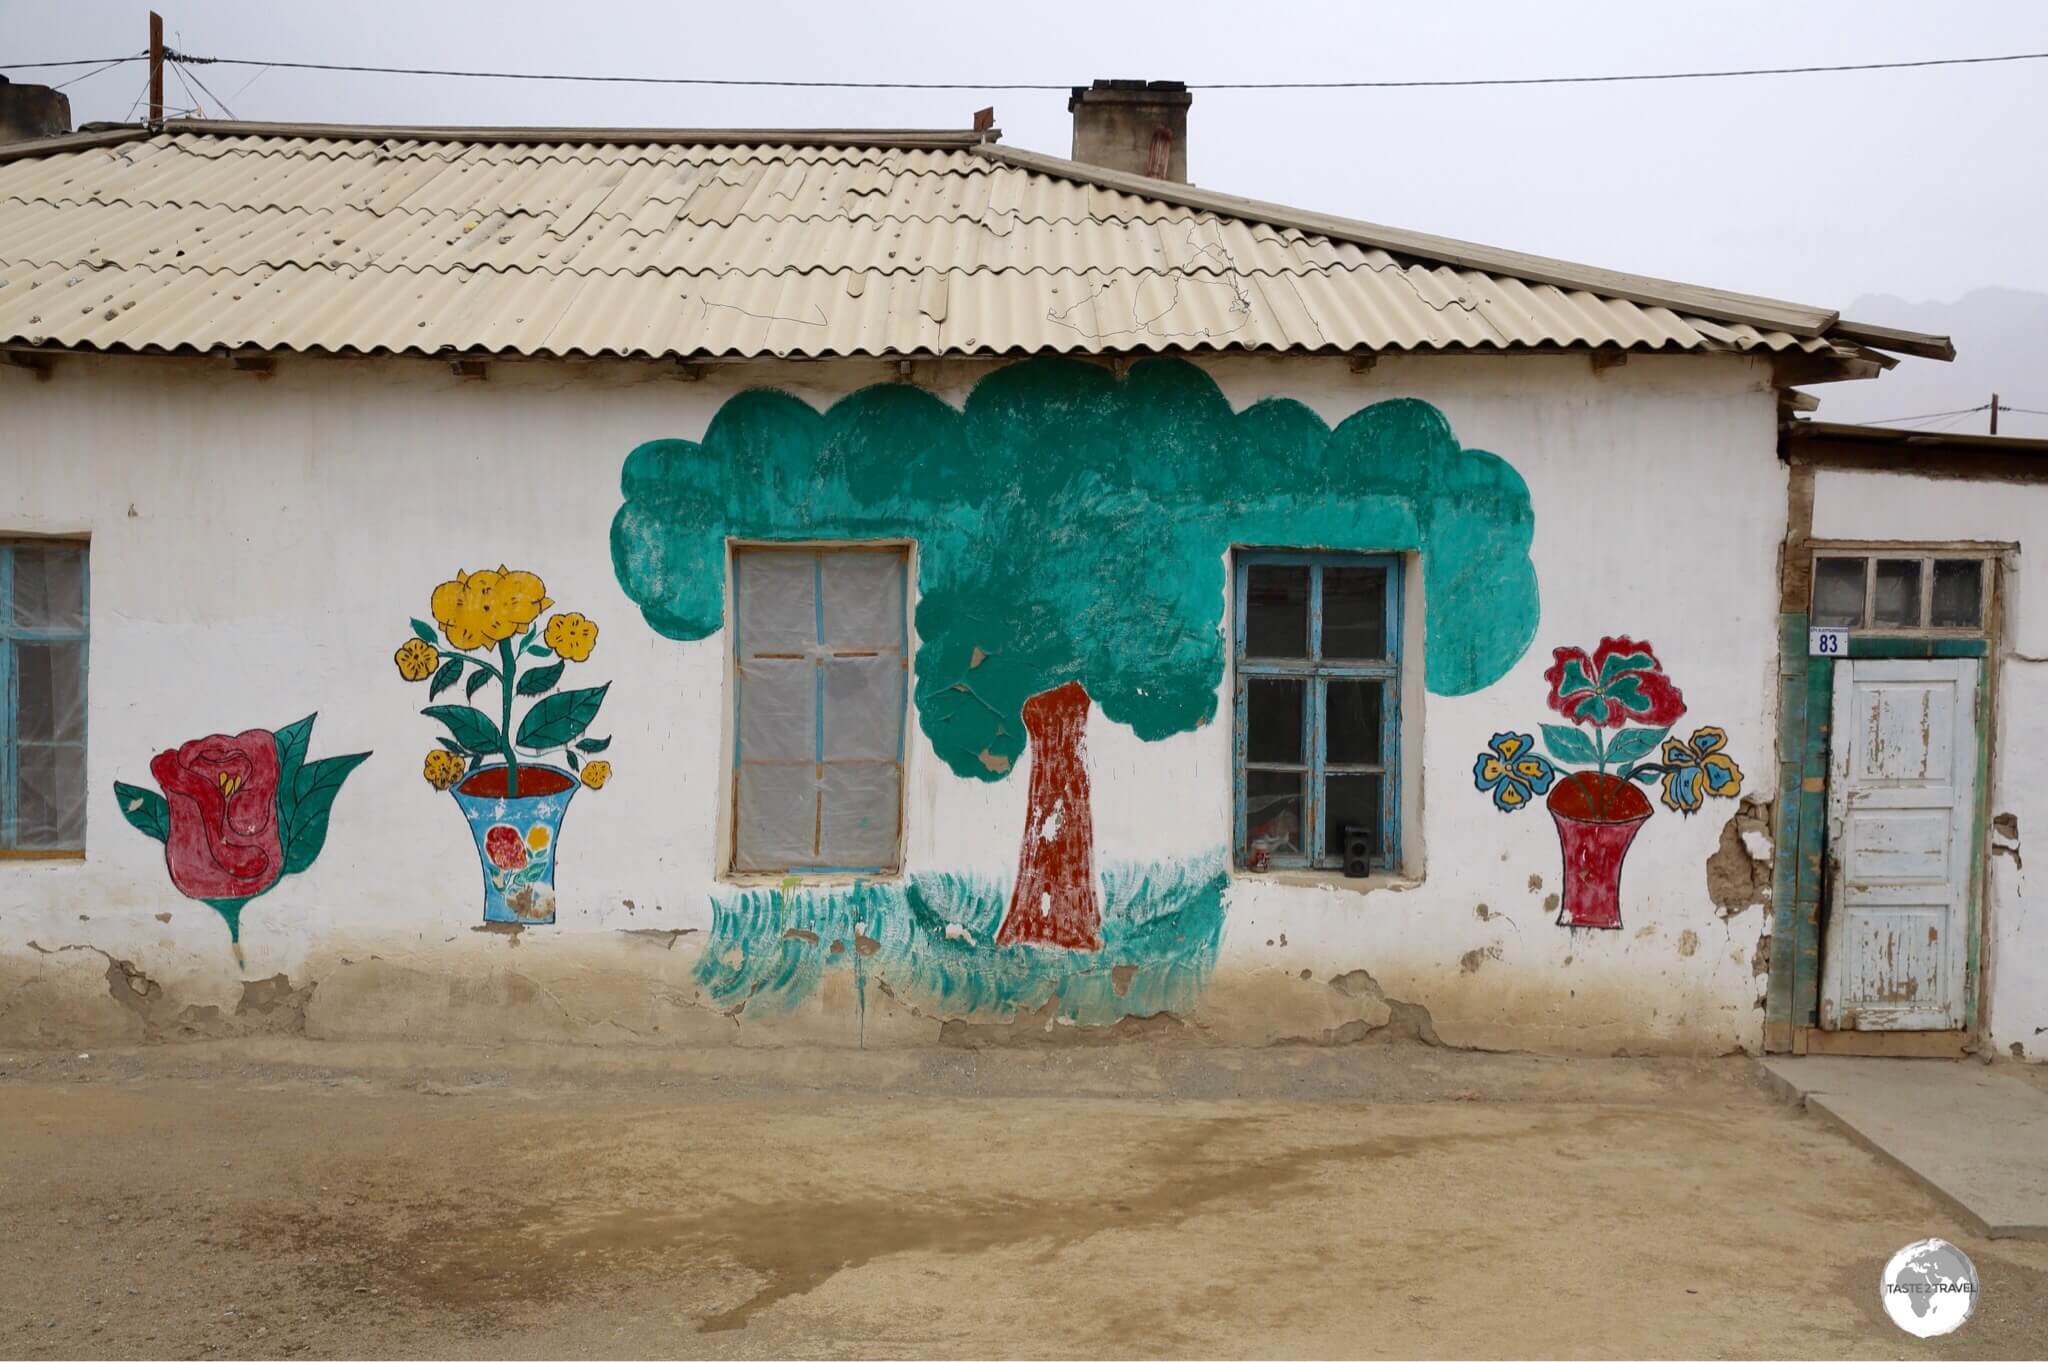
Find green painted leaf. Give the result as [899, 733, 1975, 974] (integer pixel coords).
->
[280, 751, 371, 877]
[1603, 725, 1670, 766]
[112, 781, 169, 842]
[575, 736, 611, 754]
[465, 668, 492, 699]
[428, 657, 465, 699]
[526, 643, 553, 658]
[1540, 723, 1599, 766]
[515, 660, 566, 697]
[516, 683, 609, 751]
[410, 617, 437, 645]
[566, 749, 581, 772]
[1630, 765, 1666, 785]
[272, 714, 315, 787]
[436, 737, 464, 754]
[423, 705, 504, 756]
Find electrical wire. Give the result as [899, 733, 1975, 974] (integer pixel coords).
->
[1, 55, 144, 69]
[51, 55, 138, 92]
[108, 47, 2048, 92]
[2000, 405, 2048, 418]
[1859, 404, 1992, 426]
[172, 59, 239, 120]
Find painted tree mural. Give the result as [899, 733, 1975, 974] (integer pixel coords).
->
[612, 357, 1538, 949]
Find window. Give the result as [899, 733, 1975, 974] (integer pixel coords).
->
[1811, 552, 1990, 634]
[1, 540, 88, 854]
[731, 545, 908, 873]
[1234, 552, 1401, 872]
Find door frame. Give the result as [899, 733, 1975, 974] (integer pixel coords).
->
[1763, 535, 2005, 1055]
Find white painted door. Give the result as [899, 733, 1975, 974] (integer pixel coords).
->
[1820, 659, 1978, 1031]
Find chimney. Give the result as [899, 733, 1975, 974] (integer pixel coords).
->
[1067, 79, 1191, 182]
[0, 77, 72, 146]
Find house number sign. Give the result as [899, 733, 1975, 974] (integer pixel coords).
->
[1809, 627, 1847, 657]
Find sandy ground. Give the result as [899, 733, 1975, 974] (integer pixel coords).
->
[1, 1040, 2044, 1360]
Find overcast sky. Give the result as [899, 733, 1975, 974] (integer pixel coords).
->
[6, 0, 2045, 425]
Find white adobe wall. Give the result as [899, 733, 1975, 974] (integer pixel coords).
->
[0, 351, 1783, 1053]
[1810, 469, 2046, 1060]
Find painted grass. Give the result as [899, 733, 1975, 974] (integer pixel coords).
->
[696, 852, 1228, 1024]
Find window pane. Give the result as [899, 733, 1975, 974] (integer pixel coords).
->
[16, 641, 86, 745]
[737, 657, 815, 762]
[734, 765, 819, 870]
[734, 552, 817, 652]
[1243, 565, 1308, 658]
[1245, 678, 1304, 764]
[1245, 770, 1303, 855]
[16, 742, 86, 850]
[1812, 557, 1865, 627]
[1326, 680, 1383, 767]
[821, 656, 901, 761]
[1873, 559, 1923, 627]
[819, 763, 899, 867]
[11, 543, 87, 630]
[1931, 560, 1984, 629]
[1322, 565, 1387, 659]
[819, 552, 904, 650]
[1325, 774, 1383, 867]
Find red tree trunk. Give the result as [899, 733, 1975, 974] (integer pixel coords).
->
[995, 681, 1102, 950]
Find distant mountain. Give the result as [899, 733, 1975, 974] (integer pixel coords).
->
[1806, 288, 2048, 438]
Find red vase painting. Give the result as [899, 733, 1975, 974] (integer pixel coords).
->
[1546, 772, 1652, 929]
[1474, 636, 1746, 932]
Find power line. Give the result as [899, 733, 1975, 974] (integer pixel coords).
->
[51, 55, 137, 92]
[2002, 406, 2048, 418]
[1860, 404, 1992, 426]
[97, 47, 2048, 92]
[0, 55, 144, 69]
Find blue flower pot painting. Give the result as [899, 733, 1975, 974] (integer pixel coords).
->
[451, 764, 578, 924]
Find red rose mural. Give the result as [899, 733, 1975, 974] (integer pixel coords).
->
[116, 713, 369, 961]
[1544, 636, 1686, 729]
[150, 731, 284, 901]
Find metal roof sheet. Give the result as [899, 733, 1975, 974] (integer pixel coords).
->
[0, 124, 1895, 364]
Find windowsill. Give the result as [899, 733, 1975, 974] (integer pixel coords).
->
[719, 868, 904, 890]
[1231, 866, 1420, 894]
[0, 849, 84, 862]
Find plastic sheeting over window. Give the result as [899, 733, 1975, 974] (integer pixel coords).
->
[732, 547, 906, 872]
[2, 540, 89, 852]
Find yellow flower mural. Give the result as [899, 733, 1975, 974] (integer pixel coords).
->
[430, 566, 554, 651]
[423, 749, 465, 791]
[544, 611, 599, 662]
[398, 566, 615, 927]
[394, 638, 439, 682]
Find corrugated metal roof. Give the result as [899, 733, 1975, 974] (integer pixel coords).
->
[0, 123, 1907, 364]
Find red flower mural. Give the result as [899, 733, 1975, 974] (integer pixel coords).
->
[1544, 636, 1686, 729]
[148, 731, 284, 901]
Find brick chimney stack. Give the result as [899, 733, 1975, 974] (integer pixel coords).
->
[1067, 79, 1191, 183]
[0, 76, 71, 146]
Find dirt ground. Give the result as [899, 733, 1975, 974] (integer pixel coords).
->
[2, 1040, 2044, 1361]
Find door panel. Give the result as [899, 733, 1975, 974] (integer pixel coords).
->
[1820, 660, 1977, 1032]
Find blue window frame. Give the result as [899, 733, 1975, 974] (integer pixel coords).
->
[1233, 551, 1401, 872]
[730, 545, 909, 874]
[1, 540, 90, 853]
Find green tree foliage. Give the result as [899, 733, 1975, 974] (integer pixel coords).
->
[611, 357, 1538, 782]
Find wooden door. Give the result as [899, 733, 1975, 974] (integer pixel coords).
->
[1820, 659, 1978, 1031]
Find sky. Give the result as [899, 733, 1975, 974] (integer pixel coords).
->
[5, 0, 2045, 428]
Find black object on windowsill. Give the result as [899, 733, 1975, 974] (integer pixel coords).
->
[1342, 826, 1373, 878]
